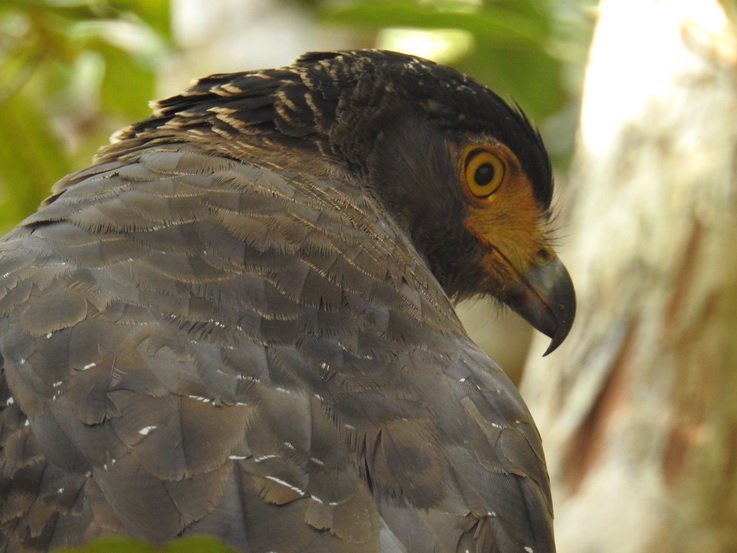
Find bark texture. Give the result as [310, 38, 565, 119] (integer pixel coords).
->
[522, 1, 737, 551]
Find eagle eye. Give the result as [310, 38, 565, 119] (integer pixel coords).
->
[463, 147, 505, 199]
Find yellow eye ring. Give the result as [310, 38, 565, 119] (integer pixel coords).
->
[463, 148, 505, 199]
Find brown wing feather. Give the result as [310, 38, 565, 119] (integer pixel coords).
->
[0, 143, 552, 552]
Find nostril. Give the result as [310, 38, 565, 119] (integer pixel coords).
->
[536, 248, 552, 264]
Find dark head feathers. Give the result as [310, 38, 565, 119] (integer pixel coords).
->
[109, 50, 553, 209]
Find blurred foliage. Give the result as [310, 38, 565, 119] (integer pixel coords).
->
[55, 534, 237, 553]
[0, 0, 171, 231]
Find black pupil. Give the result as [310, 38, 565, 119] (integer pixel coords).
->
[474, 163, 495, 187]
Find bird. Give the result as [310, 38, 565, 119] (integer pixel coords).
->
[0, 50, 574, 553]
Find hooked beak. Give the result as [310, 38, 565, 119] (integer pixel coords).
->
[504, 256, 576, 356]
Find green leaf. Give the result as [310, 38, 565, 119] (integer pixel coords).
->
[97, 43, 157, 119]
[458, 40, 566, 119]
[321, 0, 550, 45]
[0, 93, 72, 230]
[112, 0, 171, 40]
[53, 535, 239, 553]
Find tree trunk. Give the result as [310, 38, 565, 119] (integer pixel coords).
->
[521, 1, 737, 552]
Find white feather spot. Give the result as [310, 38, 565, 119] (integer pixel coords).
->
[264, 475, 305, 496]
[524, 548, 534, 553]
[82, 362, 97, 370]
[45, 332, 53, 339]
[228, 455, 247, 460]
[187, 395, 212, 403]
[138, 425, 157, 436]
[6, 397, 14, 405]
[283, 441, 295, 450]
[52, 381, 63, 388]
[254, 454, 278, 463]
[309, 457, 325, 467]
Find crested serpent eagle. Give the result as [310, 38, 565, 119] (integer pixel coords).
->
[0, 50, 575, 553]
